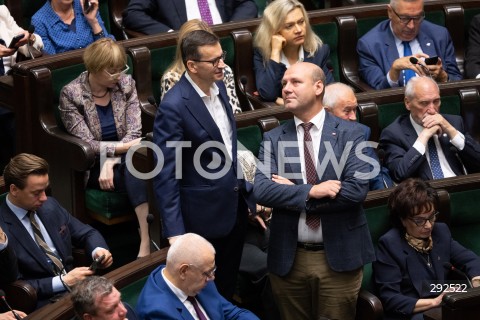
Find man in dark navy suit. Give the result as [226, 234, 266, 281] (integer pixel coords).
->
[123, 0, 258, 34]
[153, 30, 254, 300]
[254, 62, 375, 320]
[0, 153, 113, 309]
[380, 77, 480, 182]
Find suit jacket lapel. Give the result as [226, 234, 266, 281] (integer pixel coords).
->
[1, 205, 54, 274]
[417, 31, 437, 57]
[171, 0, 188, 26]
[385, 28, 401, 81]
[36, 209, 67, 262]
[403, 242, 426, 296]
[181, 76, 225, 144]
[319, 113, 340, 181]
[280, 120, 303, 185]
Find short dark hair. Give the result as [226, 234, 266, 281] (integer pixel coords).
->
[388, 178, 439, 230]
[181, 30, 219, 67]
[3, 153, 49, 190]
[71, 276, 113, 318]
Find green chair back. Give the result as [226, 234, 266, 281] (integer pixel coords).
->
[449, 189, 480, 255]
[120, 277, 149, 308]
[312, 22, 340, 82]
[0, 192, 7, 203]
[237, 125, 263, 157]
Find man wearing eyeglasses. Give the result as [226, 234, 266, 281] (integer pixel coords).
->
[357, 0, 462, 90]
[136, 233, 259, 319]
[153, 30, 255, 301]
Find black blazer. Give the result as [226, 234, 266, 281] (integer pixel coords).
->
[123, 0, 258, 34]
[0, 243, 17, 284]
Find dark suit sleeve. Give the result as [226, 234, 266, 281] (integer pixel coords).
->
[466, 15, 480, 79]
[379, 123, 427, 182]
[0, 244, 18, 284]
[253, 48, 286, 102]
[305, 124, 370, 213]
[357, 34, 392, 89]
[123, 0, 171, 34]
[228, 0, 258, 21]
[373, 231, 418, 317]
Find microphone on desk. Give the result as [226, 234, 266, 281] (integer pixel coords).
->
[0, 290, 23, 320]
[409, 57, 432, 78]
[27, 25, 36, 60]
[449, 146, 468, 176]
[239, 76, 255, 111]
[147, 214, 160, 251]
[444, 262, 473, 288]
[147, 96, 157, 108]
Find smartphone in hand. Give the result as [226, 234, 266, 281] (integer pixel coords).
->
[424, 56, 439, 65]
[89, 254, 105, 271]
[8, 34, 24, 48]
[84, 1, 94, 14]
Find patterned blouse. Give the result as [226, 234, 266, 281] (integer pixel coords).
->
[160, 64, 242, 114]
[59, 71, 142, 157]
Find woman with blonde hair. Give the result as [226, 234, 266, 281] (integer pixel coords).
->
[160, 19, 241, 113]
[59, 38, 150, 258]
[253, 0, 334, 103]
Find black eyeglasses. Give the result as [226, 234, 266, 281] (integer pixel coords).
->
[192, 51, 227, 68]
[391, 7, 425, 25]
[408, 211, 439, 227]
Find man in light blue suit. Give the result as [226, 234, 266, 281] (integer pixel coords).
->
[357, 0, 462, 90]
[153, 30, 254, 300]
[136, 233, 259, 320]
[254, 62, 375, 320]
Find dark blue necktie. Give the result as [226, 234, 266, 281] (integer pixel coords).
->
[427, 138, 444, 179]
[0, 39, 6, 76]
[402, 41, 415, 85]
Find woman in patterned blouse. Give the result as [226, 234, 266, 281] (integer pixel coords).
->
[59, 38, 151, 258]
[160, 19, 241, 114]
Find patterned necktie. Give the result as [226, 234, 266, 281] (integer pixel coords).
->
[0, 39, 6, 76]
[187, 296, 208, 320]
[197, 0, 214, 25]
[402, 41, 415, 85]
[28, 211, 64, 275]
[427, 138, 444, 179]
[301, 122, 320, 230]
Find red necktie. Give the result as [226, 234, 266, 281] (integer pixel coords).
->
[301, 123, 320, 230]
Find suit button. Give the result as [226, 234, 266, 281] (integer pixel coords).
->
[234, 187, 239, 192]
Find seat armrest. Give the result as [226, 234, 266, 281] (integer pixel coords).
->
[3, 280, 37, 314]
[355, 289, 383, 320]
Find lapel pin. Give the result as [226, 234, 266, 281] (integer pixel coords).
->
[426, 42, 431, 46]
[332, 132, 336, 136]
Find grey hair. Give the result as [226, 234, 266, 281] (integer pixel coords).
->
[323, 82, 355, 110]
[390, 0, 423, 10]
[167, 233, 215, 268]
[404, 76, 439, 100]
[71, 276, 113, 318]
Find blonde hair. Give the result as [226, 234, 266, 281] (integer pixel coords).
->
[167, 19, 212, 74]
[83, 38, 126, 73]
[253, 0, 322, 64]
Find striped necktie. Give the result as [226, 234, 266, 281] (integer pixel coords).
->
[197, 0, 213, 25]
[28, 211, 64, 275]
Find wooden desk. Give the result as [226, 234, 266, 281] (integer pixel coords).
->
[424, 307, 441, 320]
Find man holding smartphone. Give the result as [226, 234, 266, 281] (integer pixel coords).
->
[357, 0, 462, 89]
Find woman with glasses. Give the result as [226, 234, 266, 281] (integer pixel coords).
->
[59, 38, 151, 258]
[160, 19, 241, 114]
[374, 178, 480, 320]
[32, 0, 114, 55]
[253, 0, 334, 104]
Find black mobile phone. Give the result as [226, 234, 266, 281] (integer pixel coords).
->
[424, 56, 439, 65]
[84, 0, 94, 14]
[8, 34, 24, 49]
[89, 254, 105, 271]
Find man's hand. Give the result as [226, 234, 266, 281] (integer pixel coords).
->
[427, 57, 448, 82]
[0, 310, 27, 320]
[308, 180, 341, 200]
[418, 124, 441, 146]
[389, 53, 429, 81]
[422, 113, 457, 139]
[63, 267, 94, 287]
[94, 249, 113, 268]
[0, 43, 16, 58]
[0, 225, 6, 244]
[272, 174, 294, 185]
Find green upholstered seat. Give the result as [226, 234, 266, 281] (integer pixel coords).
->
[312, 22, 340, 82]
[237, 125, 262, 157]
[449, 189, 480, 256]
[120, 277, 149, 308]
[50, 59, 135, 225]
